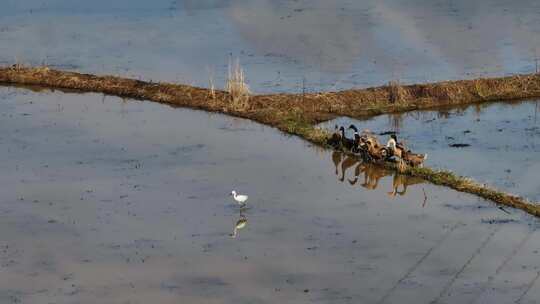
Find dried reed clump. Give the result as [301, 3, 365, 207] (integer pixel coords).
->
[35, 66, 50, 73]
[226, 58, 250, 110]
[209, 76, 216, 100]
[388, 80, 405, 103]
[207, 67, 216, 101]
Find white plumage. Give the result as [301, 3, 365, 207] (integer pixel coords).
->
[386, 137, 396, 150]
[231, 190, 248, 206]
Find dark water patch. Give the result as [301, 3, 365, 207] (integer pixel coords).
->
[0, 290, 24, 304]
[481, 218, 519, 225]
[442, 203, 494, 212]
[168, 143, 206, 156]
[186, 276, 228, 287]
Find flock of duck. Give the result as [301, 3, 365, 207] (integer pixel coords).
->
[228, 125, 427, 239]
[327, 124, 428, 167]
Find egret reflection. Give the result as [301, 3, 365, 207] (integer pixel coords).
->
[230, 210, 248, 239]
[330, 151, 425, 196]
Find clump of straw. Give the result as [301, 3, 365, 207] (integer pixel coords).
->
[388, 80, 405, 103]
[207, 67, 216, 100]
[226, 57, 250, 110]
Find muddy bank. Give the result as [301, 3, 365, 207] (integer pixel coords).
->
[1, 66, 539, 217]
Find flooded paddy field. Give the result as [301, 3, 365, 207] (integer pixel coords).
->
[1, 87, 540, 303]
[323, 100, 540, 202]
[2, 0, 540, 93]
[3, 0, 540, 303]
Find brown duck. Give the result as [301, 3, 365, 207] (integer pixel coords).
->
[402, 150, 428, 167]
[365, 137, 389, 161]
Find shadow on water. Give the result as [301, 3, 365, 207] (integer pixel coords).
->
[331, 151, 425, 198]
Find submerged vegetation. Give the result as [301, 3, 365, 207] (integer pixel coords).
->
[1, 64, 539, 216]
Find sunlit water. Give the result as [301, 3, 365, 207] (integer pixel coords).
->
[2, 1, 540, 303]
[2, 0, 540, 93]
[321, 100, 540, 202]
[1, 87, 540, 304]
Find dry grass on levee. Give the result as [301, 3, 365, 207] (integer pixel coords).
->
[226, 58, 250, 111]
[2, 64, 540, 217]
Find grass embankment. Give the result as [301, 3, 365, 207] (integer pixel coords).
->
[1, 65, 539, 216]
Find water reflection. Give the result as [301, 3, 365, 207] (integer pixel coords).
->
[388, 173, 425, 197]
[3, 87, 540, 304]
[331, 151, 425, 196]
[227, 0, 540, 84]
[3, 1, 540, 92]
[323, 99, 540, 201]
[230, 209, 248, 239]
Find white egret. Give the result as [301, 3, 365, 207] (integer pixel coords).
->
[231, 190, 248, 207]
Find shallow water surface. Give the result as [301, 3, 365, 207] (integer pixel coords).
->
[2, 1, 540, 92]
[322, 100, 540, 202]
[1, 88, 540, 303]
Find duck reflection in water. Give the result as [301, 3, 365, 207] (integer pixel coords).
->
[230, 210, 248, 239]
[348, 161, 391, 190]
[339, 155, 359, 182]
[332, 151, 342, 176]
[330, 151, 424, 196]
[387, 172, 425, 197]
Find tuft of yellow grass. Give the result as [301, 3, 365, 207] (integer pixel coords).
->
[35, 66, 50, 73]
[207, 67, 216, 101]
[209, 77, 216, 100]
[388, 80, 405, 103]
[226, 57, 250, 110]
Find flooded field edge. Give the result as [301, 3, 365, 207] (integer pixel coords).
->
[3, 66, 540, 124]
[1, 65, 539, 218]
